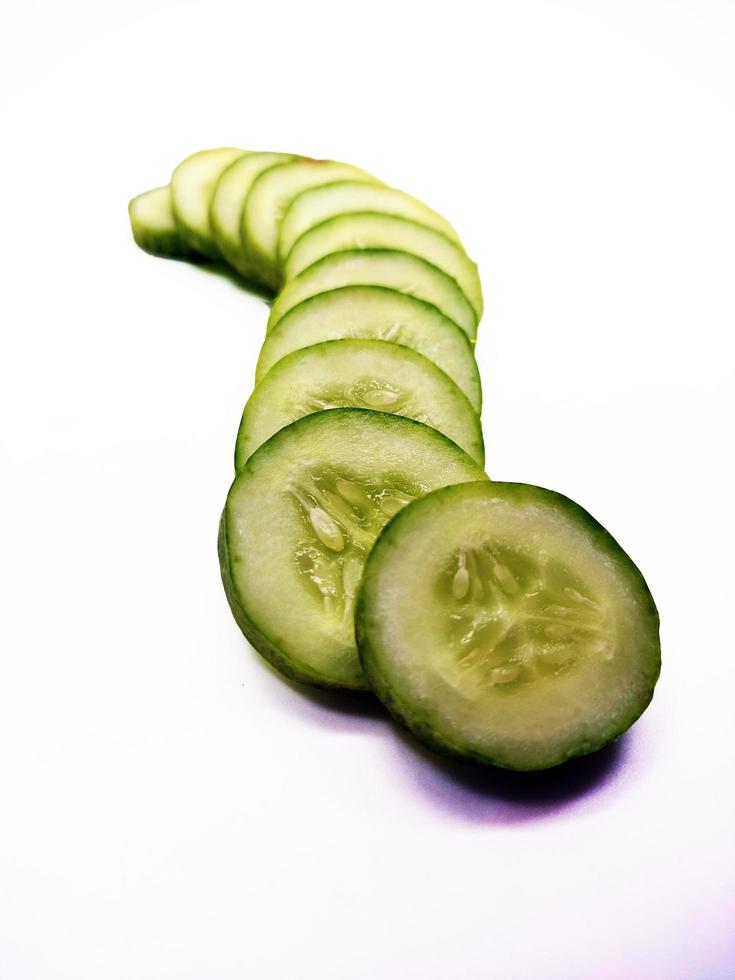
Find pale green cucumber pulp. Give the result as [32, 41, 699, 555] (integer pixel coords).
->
[236, 339, 484, 467]
[128, 186, 194, 259]
[242, 159, 381, 289]
[356, 481, 661, 770]
[220, 410, 488, 689]
[255, 286, 482, 413]
[278, 181, 461, 263]
[283, 212, 483, 321]
[267, 249, 477, 341]
[210, 151, 299, 281]
[171, 147, 247, 258]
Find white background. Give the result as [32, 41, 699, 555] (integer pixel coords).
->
[1, 2, 734, 978]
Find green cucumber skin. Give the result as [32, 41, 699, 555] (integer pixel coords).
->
[356, 481, 661, 771]
[218, 510, 363, 690]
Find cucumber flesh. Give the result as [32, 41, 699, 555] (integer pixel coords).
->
[267, 249, 477, 341]
[278, 181, 461, 263]
[210, 151, 298, 280]
[284, 212, 483, 321]
[128, 186, 195, 259]
[220, 409, 487, 689]
[356, 481, 661, 770]
[236, 339, 484, 468]
[171, 147, 246, 259]
[242, 159, 381, 289]
[255, 286, 482, 413]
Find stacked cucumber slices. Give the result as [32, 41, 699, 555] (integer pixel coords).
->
[130, 147, 660, 771]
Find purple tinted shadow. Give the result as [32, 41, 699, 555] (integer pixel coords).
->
[249, 649, 634, 820]
[388, 722, 633, 825]
[253, 656, 387, 735]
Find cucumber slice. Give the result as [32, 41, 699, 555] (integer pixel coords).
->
[242, 159, 380, 289]
[267, 250, 477, 341]
[278, 181, 461, 263]
[236, 340, 484, 467]
[356, 481, 661, 770]
[128, 186, 195, 259]
[220, 410, 487, 689]
[255, 286, 482, 413]
[171, 147, 246, 258]
[210, 151, 298, 280]
[283, 213, 483, 321]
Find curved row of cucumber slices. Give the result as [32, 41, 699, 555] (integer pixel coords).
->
[130, 146, 660, 771]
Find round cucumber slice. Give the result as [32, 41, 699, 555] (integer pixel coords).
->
[267, 250, 477, 341]
[171, 147, 247, 259]
[255, 286, 482, 413]
[220, 409, 488, 689]
[242, 159, 381, 289]
[128, 186, 195, 259]
[278, 181, 461, 263]
[356, 481, 661, 770]
[210, 151, 298, 280]
[236, 340, 484, 468]
[283, 212, 483, 322]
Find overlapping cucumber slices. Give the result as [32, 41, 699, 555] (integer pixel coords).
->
[256, 286, 481, 412]
[171, 147, 247, 258]
[357, 482, 660, 770]
[236, 340, 484, 467]
[128, 187, 194, 259]
[210, 151, 297, 280]
[220, 411, 487, 689]
[267, 250, 477, 341]
[130, 145, 660, 770]
[128, 148, 482, 319]
[242, 158, 382, 289]
[282, 212, 483, 322]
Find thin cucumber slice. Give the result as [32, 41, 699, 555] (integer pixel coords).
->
[210, 151, 299, 280]
[284, 212, 483, 321]
[242, 159, 381, 289]
[236, 339, 484, 467]
[171, 147, 246, 258]
[220, 409, 487, 689]
[356, 482, 661, 770]
[267, 250, 477, 341]
[128, 186, 195, 259]
[278, 181, 461, 263]
[255, 286, 482, 413]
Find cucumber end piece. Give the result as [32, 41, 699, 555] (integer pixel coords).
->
[128, 187, 199, 260]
